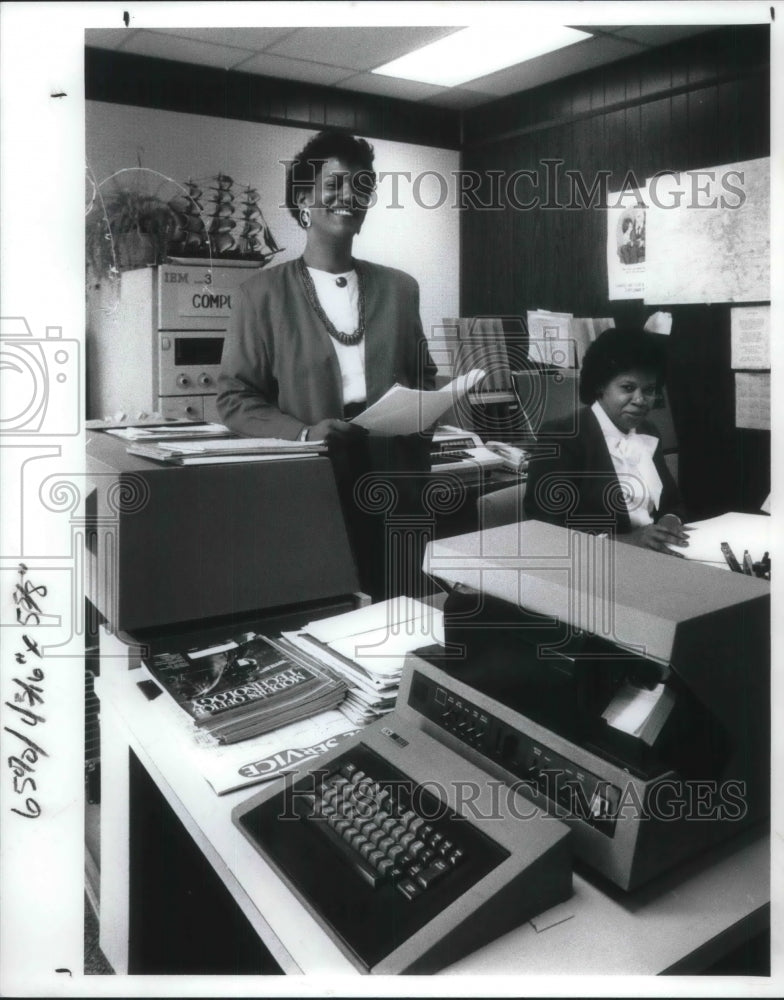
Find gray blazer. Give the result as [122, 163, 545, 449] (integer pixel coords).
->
[217, 258, 437, 439]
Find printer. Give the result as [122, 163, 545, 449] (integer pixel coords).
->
[412, 519, 770, 890]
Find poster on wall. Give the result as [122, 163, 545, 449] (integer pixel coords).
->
[606, 188, 647, 300]
[644, 157, 770, 305]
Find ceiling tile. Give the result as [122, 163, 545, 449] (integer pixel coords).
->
[236, 52, 354, 85]
[335, 72, 449, 102]
[266, 26, 463, 72]
[465, 35, 644, 96]
[122, 30, 256, 69]
[149, 27, 296, 50]
[85, 28, 139, 50]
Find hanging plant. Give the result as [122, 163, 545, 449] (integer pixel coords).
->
[86, 163, 178, 285]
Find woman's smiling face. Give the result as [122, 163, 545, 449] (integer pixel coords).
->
[297, 157, 373, 238]
[597, 369, 659, 433]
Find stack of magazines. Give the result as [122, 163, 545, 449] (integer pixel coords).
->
[282, 597, 444, 726]
[140, 630, 347, 744]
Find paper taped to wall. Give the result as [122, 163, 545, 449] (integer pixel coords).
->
[731, 305, 770, 369]
[735, 372, 770, 431]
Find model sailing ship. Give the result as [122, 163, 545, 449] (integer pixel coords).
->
[168, 173, 283, 264]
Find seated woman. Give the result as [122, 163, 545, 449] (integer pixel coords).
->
[217, 128, 436, 441]
[523, 327, 691, 555]
[217, 129, 437, 597]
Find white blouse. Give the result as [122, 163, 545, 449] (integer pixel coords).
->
[591, 401, 663, 527]
[306, 267, 366, 406]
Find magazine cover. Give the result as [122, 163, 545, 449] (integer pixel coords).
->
[144, 631, 345, 730]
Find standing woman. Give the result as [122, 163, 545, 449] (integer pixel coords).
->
[217, 129, 436, 439]
[217, 130, 437, 597]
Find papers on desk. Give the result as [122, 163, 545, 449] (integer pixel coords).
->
[105, 421, 232, 441]
[351, 369, 484, 436]
[284, 597, 445, 726]
[666, 511, 770, 570]
[127, 436, 326, 464]
[305, 595, 439, 644]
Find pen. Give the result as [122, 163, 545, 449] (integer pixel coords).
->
[742, 550, 754, 575]
[720, 541, 743, 573]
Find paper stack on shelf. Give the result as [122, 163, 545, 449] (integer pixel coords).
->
[140, 629, 347, 744]
[282, 597, 445, 726]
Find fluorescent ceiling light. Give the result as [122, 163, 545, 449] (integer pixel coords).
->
[371, 25, 593, 87]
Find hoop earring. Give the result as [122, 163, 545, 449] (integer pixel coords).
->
[299, 207, 312, 229]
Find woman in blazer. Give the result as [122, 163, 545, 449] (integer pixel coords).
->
[217, 129, 436, 441]
[217, 130, 437, 597]
[523, 327, 691, 555]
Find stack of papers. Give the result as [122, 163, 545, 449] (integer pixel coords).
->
[105, 421, 233, 441]
[282, 597, 444, 726]
[126, 436, 327, 465]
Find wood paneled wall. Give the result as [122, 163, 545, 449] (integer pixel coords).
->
[460, 26, 770, 518]
[85, 47, 461, 149]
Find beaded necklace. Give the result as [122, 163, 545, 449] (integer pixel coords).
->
[296, 256, 365, 347]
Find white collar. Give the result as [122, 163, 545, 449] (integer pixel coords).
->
[591, 400, 635, 441]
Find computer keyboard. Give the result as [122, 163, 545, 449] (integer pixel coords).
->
[430, 449, 472, 465]
[233, 720, 572, 973]
[291, 744, 501, 901]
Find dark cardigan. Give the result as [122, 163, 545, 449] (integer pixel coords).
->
[217, 257, 437, 439]
[522, 406, 684, 534]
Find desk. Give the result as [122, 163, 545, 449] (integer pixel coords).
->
[96, 636, 769, 977]
[88, 436, 769, 976]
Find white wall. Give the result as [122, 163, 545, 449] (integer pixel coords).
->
[86, 101, 460, 359]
